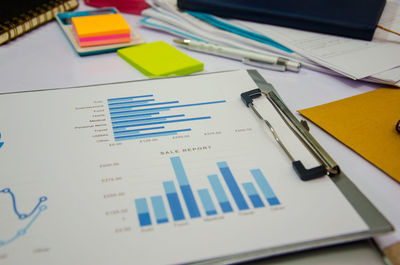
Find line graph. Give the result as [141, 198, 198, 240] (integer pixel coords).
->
[0, 188, 48, 247]
[0, 132, 3, 149]
[1, 188, 47, 219]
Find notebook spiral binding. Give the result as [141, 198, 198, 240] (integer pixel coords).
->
[0, 0, 79, 45]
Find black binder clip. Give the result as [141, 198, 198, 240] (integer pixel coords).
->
[241, 88, 328, 181]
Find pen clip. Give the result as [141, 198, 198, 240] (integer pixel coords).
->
[242, 58, 286, 72]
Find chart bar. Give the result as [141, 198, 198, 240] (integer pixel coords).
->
[110, 109, 169, 117]
[251, 169, 281, 206]
[115, 129, 191, 141]
[150, 196, 169, 224]
[163, 181, 185, 221]
[134, 198, 152, 226]
[198, 189, 217, 216]
[242, 182, 265, 208]
[217, 162, 249, 210]
[112, 117, 211, 129]
[108, 99, 155, 107]
[110, 108, 171, 116]
[109, 100, 226, 115]
[109, 101, 179, 111]
[107, 95, 154, 103]
[111, 113, 158, 121]
[170, 156, 201, 218]
[111, 115, 185, 127]
[114, 126, 165, 135]
[207, 174, 233, 213]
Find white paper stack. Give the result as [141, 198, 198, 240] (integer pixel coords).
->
[141, 0, 400, 86]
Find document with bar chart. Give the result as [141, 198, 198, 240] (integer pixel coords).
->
[0, 70, 374, 265]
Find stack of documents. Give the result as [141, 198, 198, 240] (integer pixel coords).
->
[141, 0, 400, 86]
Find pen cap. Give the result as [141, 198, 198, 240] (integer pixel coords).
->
[285, 60, 301, 72]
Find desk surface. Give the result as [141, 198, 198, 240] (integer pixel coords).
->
[0, 0, 399, 254]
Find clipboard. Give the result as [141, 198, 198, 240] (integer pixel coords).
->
[188, 70, 393, 264]
[0, 70, 393, 265]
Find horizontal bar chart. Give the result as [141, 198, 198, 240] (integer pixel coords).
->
[134, 157, 282, 227]
[107, 95, 226, 141]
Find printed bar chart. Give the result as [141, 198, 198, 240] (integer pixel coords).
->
[170, 156, 201, 218]
[207, 174, 234, 213]
[242, 182, 265, 208]
[134, 198, 152, 226]
[151, 196, 169, 224]
[163, 181, 185, 221]
[0, 132, 3, 149]
[198, 189, 217, 216]
[251, 169, 281, 206]
[134, 157, 282, 227]
[217, 162, 250, 211]
[107, 95, 226, 141]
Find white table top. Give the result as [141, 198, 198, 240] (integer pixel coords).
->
[0, 1, 399, 252]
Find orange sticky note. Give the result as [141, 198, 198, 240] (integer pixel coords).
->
[71, 13, 130, 47]
[72, 13, 130, 38]
[299, 88, 400, 182]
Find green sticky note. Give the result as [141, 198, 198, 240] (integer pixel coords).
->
[117, 41, 204, 77]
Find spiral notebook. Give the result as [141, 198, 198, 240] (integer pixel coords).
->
[0, 0, 79, 45]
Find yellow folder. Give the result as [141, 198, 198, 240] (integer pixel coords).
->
[299, 88, 400, 183]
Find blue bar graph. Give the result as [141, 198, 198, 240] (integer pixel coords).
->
[111, 109, 166, 117]
[111, 113, 159, 121]
[114, 126, 165, 136]
[111, 114, 185, 126]
[108, 99, 155, 107]
[109, 101, 180, 111]
[107, 95, 154, 103]
[207, 174, 233, 213]
[133, 157, 282, 227]
[112, 117, 211, 130]
[115, 129, 191, 141]
[134, 198, 152, 226]
[107, 94, 226, 141]
[251, 169, 281, 206]
[170, 156, 201, 218]
[151, 196, 169, 224]
[163, 181, 185, 221]
[198, 189, 217, 216]
[217, 162, 249, 210]
[242, 182, 265, 208]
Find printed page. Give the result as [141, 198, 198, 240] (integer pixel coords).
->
[235, 21, 400, 80]
[0, 70, 368, 265]
[374, 1, 400, 43]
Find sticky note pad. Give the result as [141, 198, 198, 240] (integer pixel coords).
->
[72, 13, 130, 47]
[117, 41, 204, 77]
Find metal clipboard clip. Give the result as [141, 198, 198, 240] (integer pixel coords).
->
[241, 85, 340, 181]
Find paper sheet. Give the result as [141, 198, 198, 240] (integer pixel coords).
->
[236, 20, 400, 80]
[142, 0, 400, 86]
[0, 70, 368, 265]
[374, 1, 400, 43]
[299, 88, 400, 183]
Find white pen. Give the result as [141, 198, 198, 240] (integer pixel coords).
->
[173, 39, 301, 72]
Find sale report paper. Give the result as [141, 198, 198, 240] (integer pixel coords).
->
[0, 70, 368, 265]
